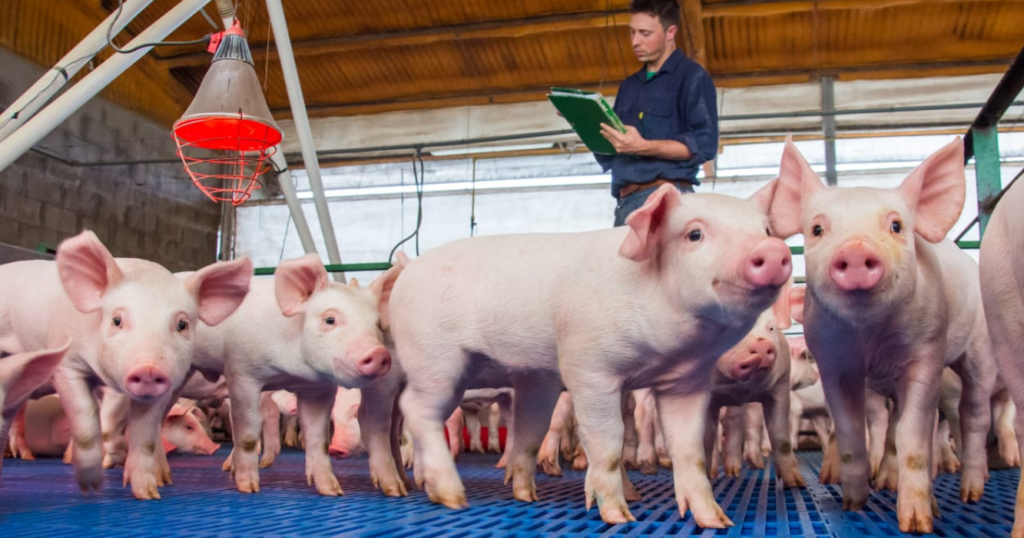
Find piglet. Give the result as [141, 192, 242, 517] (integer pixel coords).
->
[770, 137, 996, 533]
[162, 403, 221, 456]
[979, 175, 1024, 538]
[0, 343, 71, 475]
[0, 231, 251, 499]
[329, 387, 364, 459]
[391, 182, 791, 526]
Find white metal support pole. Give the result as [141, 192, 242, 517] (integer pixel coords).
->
[0, 0, 212, 173]
[270, 149, 318, 255]
[265, 0, 345, 282]
[0, 0, 157, 143]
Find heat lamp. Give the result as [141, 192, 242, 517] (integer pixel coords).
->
[171, 20, 282, 205]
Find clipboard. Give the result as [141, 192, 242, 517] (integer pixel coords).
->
[547, 87, 626, 155]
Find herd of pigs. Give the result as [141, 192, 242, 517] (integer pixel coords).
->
[3, 136, 1024, 536]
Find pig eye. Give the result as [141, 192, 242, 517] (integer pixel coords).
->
[812, 224, 823, 237]
[177, 319, 188, 332]
[325, 316, 336, 326]
[891, 220, 902, 234]
[112, 315, 122, 328]
[765, 227, 771, 237]
[186, 425, 194, 432]
[687, 229, 703, 242]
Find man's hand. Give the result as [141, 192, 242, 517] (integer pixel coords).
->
[600, 124, 650, 155]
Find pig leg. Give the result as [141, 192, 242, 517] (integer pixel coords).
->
[721, 406, 744, 477]
[761, 422, 772, 457]
[957, 333, 997, 502]
[865, 389, 890, 478]
[873, 402, 900, 490]
[819, 431, 841, 485]
[893, 361, 943, 534]
[621, 391, 639, 470]
[259, 392, 281, 469]
[703, 404, 721, 481]
[764, 387, 805, 487]
[636, 390, 658, 475]
[297, 388, 343, 496]
[9, 403, 32, 460]
[123, 394, 175, 500]
[445, 407, 464, 461]
[284, 415, 300, 448]
[100, 390, 130, 469]
[52, 369, 104, 493]
[359, 376, 410, 497]
[400, 422, 414, 469]
[934, 417, 959, 475]
[657, 390, 733, 528]
[504, 375, 562, 502]
[572, 442, 589, 470]
[538, 392, 573, 477]
[0, 414, 12, 476]
[465, 409, 484, 453]
[993, 389, 1020, 467]
[820, 371, 870, 509]
[560, 403, 576, 462]
[227, 377, 264, 493]
[655, 416, 671, 469]
[487, 403, 501, 453]
[743, 403, 766, 470]
[567, 381, 633, 523]
[398, 356, 469, 509]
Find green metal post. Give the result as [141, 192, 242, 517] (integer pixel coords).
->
[973, 126, 1002, 238]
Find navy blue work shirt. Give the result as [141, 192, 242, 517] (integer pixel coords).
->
[594, 49, 719, 198]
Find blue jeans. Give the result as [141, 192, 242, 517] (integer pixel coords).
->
[613, 183, 694, 227]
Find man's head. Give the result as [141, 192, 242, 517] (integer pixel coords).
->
[629, 0, 679, 66]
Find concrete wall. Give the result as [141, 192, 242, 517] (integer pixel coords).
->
[0, 48, 220, 272]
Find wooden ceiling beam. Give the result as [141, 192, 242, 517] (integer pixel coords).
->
[679, 0, 707, 67]
[159, 11, 632, 68]
[703, 0, 970, 18]
[269, 56, 1014, 119]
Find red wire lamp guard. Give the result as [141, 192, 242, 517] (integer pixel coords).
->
[171, 21, 282, 206]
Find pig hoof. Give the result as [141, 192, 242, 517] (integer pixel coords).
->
[428, 490, 468, 509]
[658, 457, 672, 469]
[959, 482, 984, 503]
[781, 470, 807, 488]
[513, 486, 539, 502]
[20, 451, 36, 462]
[842, 494, 867, 511]
[678, 488, 733, 529]
[624, 486, 641, 502]
[897, 498, 935, 534]
[724, 465, 741, 478]
[258, 456, 276, 469]
[572, 459, 588, 471]
[1012, 523, 1024, 538]
[235, 472, 261, 494]
[598, 502, 636, 524]
[76, 467, 104, 493]
[640, 461, 658, 475]
[539, 459, 563, 477]
[221, 454, 233, 472]
[313, 475, 344, 497]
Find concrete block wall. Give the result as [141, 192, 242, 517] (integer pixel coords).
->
[0, 48, 221, 272]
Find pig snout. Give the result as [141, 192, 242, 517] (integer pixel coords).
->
[125, 364, 172, 398]
[732, 338, 775, 380]
[828, 240, 884, 291]
[329, 443, 352, 459]
[743, 238, 793, 288]
[356, 346, 392, 378]
[200, 442, 222, 456]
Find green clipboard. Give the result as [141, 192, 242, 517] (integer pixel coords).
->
[547, 87, 626, 155]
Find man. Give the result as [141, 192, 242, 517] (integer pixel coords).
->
[595, 0, 719, 226]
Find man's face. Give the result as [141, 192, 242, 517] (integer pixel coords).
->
[629, 13, 675, 64]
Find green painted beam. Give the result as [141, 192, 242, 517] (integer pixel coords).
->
[253, 262, 393, 276]
[973, 126, 1003, 238]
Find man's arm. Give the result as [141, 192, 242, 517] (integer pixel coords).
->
[600, 71, 718, 163]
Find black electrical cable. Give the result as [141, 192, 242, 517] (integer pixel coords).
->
[107, 0, 211, 54]
[388, 150, 425, 264]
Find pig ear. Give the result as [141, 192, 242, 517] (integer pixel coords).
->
[188, 406, 206, 423]
[348, 277, 360, 287]
[770, 137, 825, 239]
[0, 339, 70, 408]
[772, 280, 793, 331]
[275, 254, 330, 317]
[897, 138, 965, 243]
[56, 231, 123, 313]
[165, 404, 188, 419]
[369, 263, 404, 331]
[788, 284, 806, 325]
[162, 438, 177, 454]
[748, 178, 779, 216]
[184, 258, 253, 326]
[395, 251, 412, 268]
[619, 183, 682, 262]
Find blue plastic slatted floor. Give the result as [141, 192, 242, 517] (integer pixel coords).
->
[0, 448, 1017, 537]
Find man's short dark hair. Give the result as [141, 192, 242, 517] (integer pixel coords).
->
[629, 0, 680, 30]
